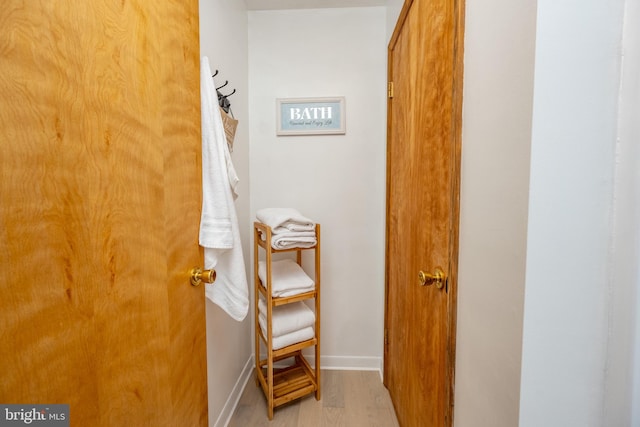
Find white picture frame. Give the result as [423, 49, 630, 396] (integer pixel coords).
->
[276, 97, 346, 136]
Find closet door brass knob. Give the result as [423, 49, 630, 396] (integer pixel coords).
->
[190, 267, 216, 287]
[418, 268, 445, 289]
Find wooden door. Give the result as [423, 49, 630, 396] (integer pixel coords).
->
[0, 2, 207, 426]
[384, 0, 464, 425]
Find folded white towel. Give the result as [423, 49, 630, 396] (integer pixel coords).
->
[267, 326, 315, 350]
[199, 56, 248, 321]
[258, 299, 315, 337]
[258, 259, 315, 297]
[270, 231, 317, 250]
[256, 208, 315, 234]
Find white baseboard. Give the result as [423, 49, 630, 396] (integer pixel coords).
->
[310, 355, 385, 382]
[214, 355, 253, 427]
[306, 355, 383, 372]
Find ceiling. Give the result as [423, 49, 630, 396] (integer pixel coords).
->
[245, 0, 387, 10]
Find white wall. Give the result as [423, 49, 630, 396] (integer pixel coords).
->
[454, 1, 537, 426]
[519, 1, 629, 426]
[248, 7, 387, 370]
[385, 0, 404, 41]
[602, 0, 640, 424]
[622, 5, 640, 425]
[199, 1, 252, 426]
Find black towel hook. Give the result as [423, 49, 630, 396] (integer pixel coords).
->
[216, 80, 229, 90]
[212, 69, 219, 78]
[221, 88, 236, 98]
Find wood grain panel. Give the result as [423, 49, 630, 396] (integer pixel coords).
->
[384, 0, 464, 425]
[159, 2, 208, 425]
[0, 1, 205, 425]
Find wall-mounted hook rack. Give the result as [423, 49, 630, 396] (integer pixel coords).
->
[212, 71, 236, 115]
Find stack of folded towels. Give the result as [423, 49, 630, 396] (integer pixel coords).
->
[257, 258, 315, 297]
[258, 298, 316, 350]
[257, 258, 316, 349]
[255, 208, 319, 349]
[256, 208, 317, 250]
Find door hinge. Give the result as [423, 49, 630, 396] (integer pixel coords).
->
[387, 81, 394, 99]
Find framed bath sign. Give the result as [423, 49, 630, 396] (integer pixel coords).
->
[276, 97, 345, 136]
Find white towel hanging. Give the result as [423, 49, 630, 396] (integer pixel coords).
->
[199, 56, 248, 321]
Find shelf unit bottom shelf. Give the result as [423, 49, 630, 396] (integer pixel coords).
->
[257, 352, 319, 409]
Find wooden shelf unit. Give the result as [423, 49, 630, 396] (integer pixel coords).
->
[253, 221, 321, 420]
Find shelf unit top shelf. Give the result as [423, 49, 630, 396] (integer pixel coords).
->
[255, 237, 318, 253]
[254, 222, 319, 252]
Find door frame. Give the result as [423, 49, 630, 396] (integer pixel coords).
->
[383, 0, 466, 423]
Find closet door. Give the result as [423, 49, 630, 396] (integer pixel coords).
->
[0, 2, 207, 425]
[384, 0, 464, 425]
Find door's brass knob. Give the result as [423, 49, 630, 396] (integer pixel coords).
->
[418, 267, 445, 289]
[190, 267, 216, 287]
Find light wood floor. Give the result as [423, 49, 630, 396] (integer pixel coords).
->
[227, 369, 400, 427]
